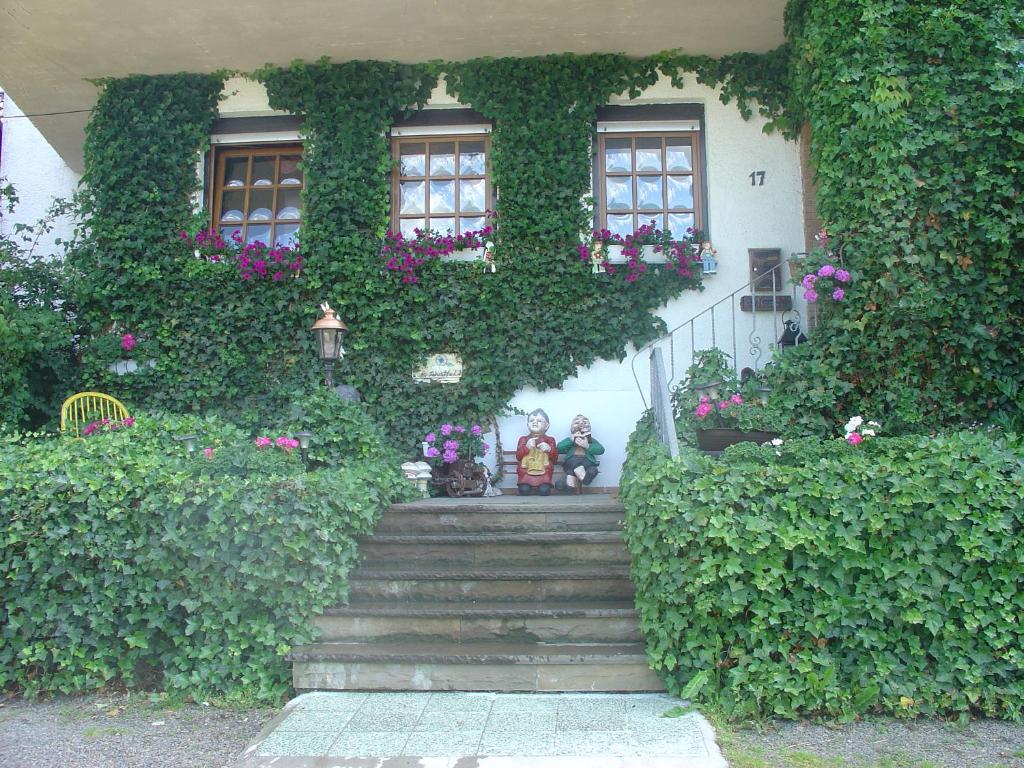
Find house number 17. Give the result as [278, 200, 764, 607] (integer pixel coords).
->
[749, 171, 766, 186]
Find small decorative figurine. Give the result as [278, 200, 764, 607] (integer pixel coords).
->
[557, 414, 604, 492]
[515, 408, 556, 496]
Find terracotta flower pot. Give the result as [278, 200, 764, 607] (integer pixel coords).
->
[696, 428, 780, 452]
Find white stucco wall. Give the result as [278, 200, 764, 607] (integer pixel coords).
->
[213, 77, 806, 486]
[0, 91, 80, 257]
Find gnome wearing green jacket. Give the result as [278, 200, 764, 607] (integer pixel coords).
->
[556, 414, 604, 492]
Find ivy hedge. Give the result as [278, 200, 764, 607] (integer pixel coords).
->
[621, 420, 1024, 720]
[0, 400, 413, 698]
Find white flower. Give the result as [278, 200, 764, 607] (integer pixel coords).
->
[861, 429, 876, 437]
[770, 438, 784, 446]
[867, 420, 881, 428]
[844, 415, 864, 433]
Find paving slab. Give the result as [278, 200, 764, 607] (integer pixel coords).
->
[234, 691, 727, 768]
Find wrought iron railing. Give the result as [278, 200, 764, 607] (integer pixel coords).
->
[632, 258, 808, 410]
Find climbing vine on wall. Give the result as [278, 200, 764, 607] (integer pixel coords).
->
[66, 49, 798, 448]
[769, 0, 1024, 432]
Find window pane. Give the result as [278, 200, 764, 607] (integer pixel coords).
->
[667, 175, 694, 209]
[637, 176, 664, 210]
[400, 181, 425, 214]
[460, 142, 485, 175]
[400, 218, 424, 238]
[248, 189, 274, 220]
[277, 188, 301, 220]
[640, 214, 665, 231]
[247, 225, 271, 245]
[279, 155, 303, 185]
[666, 140, 692, 172]
[224, 157, 248, 187]
[604, 138, 632, 172]
[400, 144, 426, 176]
[275, 223, 300, 247]
[430, 180, 455, 213]
[430, 142, 456, 175]
[460, 216, 485, 234]
[636, 138, 662, 172]
[220, 190, 245, 221]
[430, 217, 455, 235]
[252, 157, 275, 186]
[606, 176, 632, 211]
[669, 213, 695, 236]
[608, 214, 634, 238]
[460, 179, 485, 213]
[221, 226, 242, 244]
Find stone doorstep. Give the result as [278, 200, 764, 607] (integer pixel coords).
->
[388, 494, 624, 513]
[351, 566, 631, 580]
[322, 601, 639, 617]
[235, 758, 724, 768]
[374, 510, 625, 534]
[289, 641, 652, 664]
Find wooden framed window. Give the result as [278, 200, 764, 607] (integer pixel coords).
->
[391, 135, 491, 238]
[210, 144, 303, 248]
[596, 132, 703, 239]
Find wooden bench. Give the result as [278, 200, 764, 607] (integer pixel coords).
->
[498, 450, 616, 495]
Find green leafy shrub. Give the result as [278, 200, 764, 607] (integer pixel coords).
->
[0, 410, 411, 700]
[621, 419, 1024, 720]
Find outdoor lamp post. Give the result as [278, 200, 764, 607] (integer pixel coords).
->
[295, 431, 313, 468]
[311, 302, 348, 388]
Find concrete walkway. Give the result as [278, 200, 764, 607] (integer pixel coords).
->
[234, 691, 727, 768]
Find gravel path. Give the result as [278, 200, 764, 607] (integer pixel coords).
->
[0, 693, 276, 768]
[725, 717, 1024, 767]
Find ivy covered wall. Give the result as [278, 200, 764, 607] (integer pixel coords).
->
[772, 0, 1024, 431]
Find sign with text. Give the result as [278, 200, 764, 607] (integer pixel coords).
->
[413, 353, 464, 384]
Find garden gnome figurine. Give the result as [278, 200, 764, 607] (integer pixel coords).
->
[557, 414, 604, 492]
[516, 408, 556, 496]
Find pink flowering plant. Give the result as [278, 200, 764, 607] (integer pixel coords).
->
[421, 422, 489, 467]
[179, 228, 302, 282]
[578, 220, 705, 285]
[843, 415, 881, 445]
[81, 416, 135, 437]
[800, 229, 852, 304]
[382, 222, 495, 284]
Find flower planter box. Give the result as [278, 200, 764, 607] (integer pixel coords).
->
[604, 244, 666, 264]
[696, 428, 780, 452]
[431, 458, 487, 497]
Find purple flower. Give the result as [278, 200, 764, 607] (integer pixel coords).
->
[832, 288, 846, 301]
[440, 423, 453, 436]
[443, 440, 459, 451]
[817, 264, 836, 278]
[471, 424, 483, 436]
[835, 269, 851, 283]
[442, 449, 458, 464]
[453, 425, 465, 433]
[804, 288, 819, 303]
[427, 447, 441, 458]
[424, 432, 436, 443]
[120, 333, 137, 352]
[801, 273, 817, 289]
[122, 417, 135, 427]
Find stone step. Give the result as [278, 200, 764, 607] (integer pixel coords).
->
[349, 565, 634, 602]
[290, 641, 664, 692]
[315, 601, 642, 643]
[376, 508, 624, 534]
[361, 531, 629, 565]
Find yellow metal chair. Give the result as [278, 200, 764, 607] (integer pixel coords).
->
[60, 392, 130, 437]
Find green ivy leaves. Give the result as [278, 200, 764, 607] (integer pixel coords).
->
[621, 422, 1024, 720]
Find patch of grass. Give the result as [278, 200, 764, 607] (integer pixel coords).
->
[83, 726, 132, 740]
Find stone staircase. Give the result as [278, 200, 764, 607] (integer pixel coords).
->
[289, 494, 663, 692]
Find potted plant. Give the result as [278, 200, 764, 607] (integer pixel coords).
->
[578, 220, 705, 284]
[421, 422, 491, 497]
[673, 348, 783, 452]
